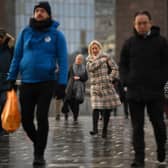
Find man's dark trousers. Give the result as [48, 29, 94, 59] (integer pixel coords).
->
[129, 99, 167, 162]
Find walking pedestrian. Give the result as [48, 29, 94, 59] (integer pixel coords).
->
[0, 28, 15, 136]
[53, 64, 64, 121]
[7, 1, 68, 165]
[62, 54, 88, 123]
[86, 40, 121, 138]
[119, 11, 168, 167]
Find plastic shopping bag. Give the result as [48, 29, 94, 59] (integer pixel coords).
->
[1, 89, 21, 132]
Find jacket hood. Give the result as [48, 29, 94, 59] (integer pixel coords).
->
[150, 26, 160, 36]
[134, 26, 160, 38]
[25, 20, 60, 49]
[52, 20, 60, 29]
[29, 19, 60, 31]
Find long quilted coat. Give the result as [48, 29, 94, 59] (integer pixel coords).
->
[86, 53, 121, 110]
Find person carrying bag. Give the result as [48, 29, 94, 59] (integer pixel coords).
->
[1, 89, 21, 132]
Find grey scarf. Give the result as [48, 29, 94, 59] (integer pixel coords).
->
[72, 64, 86, 76]
[72, 63, 86, 103]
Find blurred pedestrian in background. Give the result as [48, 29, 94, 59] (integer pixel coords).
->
[62, 54, 88, 124]
[0, 28, 15, 136]
[112, 78, 129, 119]
[53, 64, 64, 121]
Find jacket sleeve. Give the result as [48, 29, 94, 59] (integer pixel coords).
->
[79, 69, 88, 82]
[107, 57, 119, 79]
[56, 31, 68, 85]
[119, 40, 130, 86]
[86, 58, 104, 72]
[7, 30, 24, 80]
[160, 37, 168, 84]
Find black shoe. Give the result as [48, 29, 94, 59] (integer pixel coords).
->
[102, 131, 107, 138]
[33, 155, 46, 166]
[73, 119, 78, 125]
[56, 114, 60, 121]
[64, 114, 68, 121]
[131, 160, 144, 167]
[125, 115, 129, 119]
[74, 117, 78, 122]
[157, 148, 166, 162]
[89, 131, 98, 136]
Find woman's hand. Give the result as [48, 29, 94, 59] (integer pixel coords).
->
[74, 76, 80, 80]
[101, 56, 107, 62]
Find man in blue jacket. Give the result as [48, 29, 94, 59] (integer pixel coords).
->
[8, 1, 68, 166]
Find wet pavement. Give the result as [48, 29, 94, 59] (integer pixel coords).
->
[0, 115, 168, 168]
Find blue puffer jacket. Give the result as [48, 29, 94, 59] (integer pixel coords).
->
[8, 21, 68, 85]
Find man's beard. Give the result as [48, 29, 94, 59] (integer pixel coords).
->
[29, 17, 52, 31]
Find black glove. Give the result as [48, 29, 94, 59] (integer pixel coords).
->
[55, 84, 66, 99]
[7, 80, 17, 91]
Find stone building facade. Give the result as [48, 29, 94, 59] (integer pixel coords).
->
[95, 0, 115, 53]
[0, 0, 15, 36]
[0, 0, 168, 60]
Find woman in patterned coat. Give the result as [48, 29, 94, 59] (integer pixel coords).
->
[86, 40, 121, 138]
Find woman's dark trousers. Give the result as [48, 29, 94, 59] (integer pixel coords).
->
[68, 99, 80, 121]
[92, 109, 99, 133]
[102, 109, 111, 137]
[123, 99, 129, 118]
[92, 109, 111, 137]
[129, 99, 167, 163]
[19, 81, 54, 157]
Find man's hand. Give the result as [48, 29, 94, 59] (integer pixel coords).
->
[7, 80, 17, 91]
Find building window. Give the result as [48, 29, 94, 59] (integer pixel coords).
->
[80, 30, 86, 48]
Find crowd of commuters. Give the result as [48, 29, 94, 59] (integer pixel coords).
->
[0, 1, 167, 167]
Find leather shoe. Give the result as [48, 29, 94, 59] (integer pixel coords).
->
[102, 130, 107, 138]
[157, 148, 166, 162]
[131, 160, 144, 167]
[33, 155, 45, 166]
[89, 131, 98, 136]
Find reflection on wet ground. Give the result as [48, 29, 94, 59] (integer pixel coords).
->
[0, 116, 167, 168]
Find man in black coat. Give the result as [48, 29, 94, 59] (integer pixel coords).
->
[0, 28, 15, 136]
[119, 11, 168, 167]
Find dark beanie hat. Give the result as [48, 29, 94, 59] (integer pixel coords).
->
[34, 1, 51, 16]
